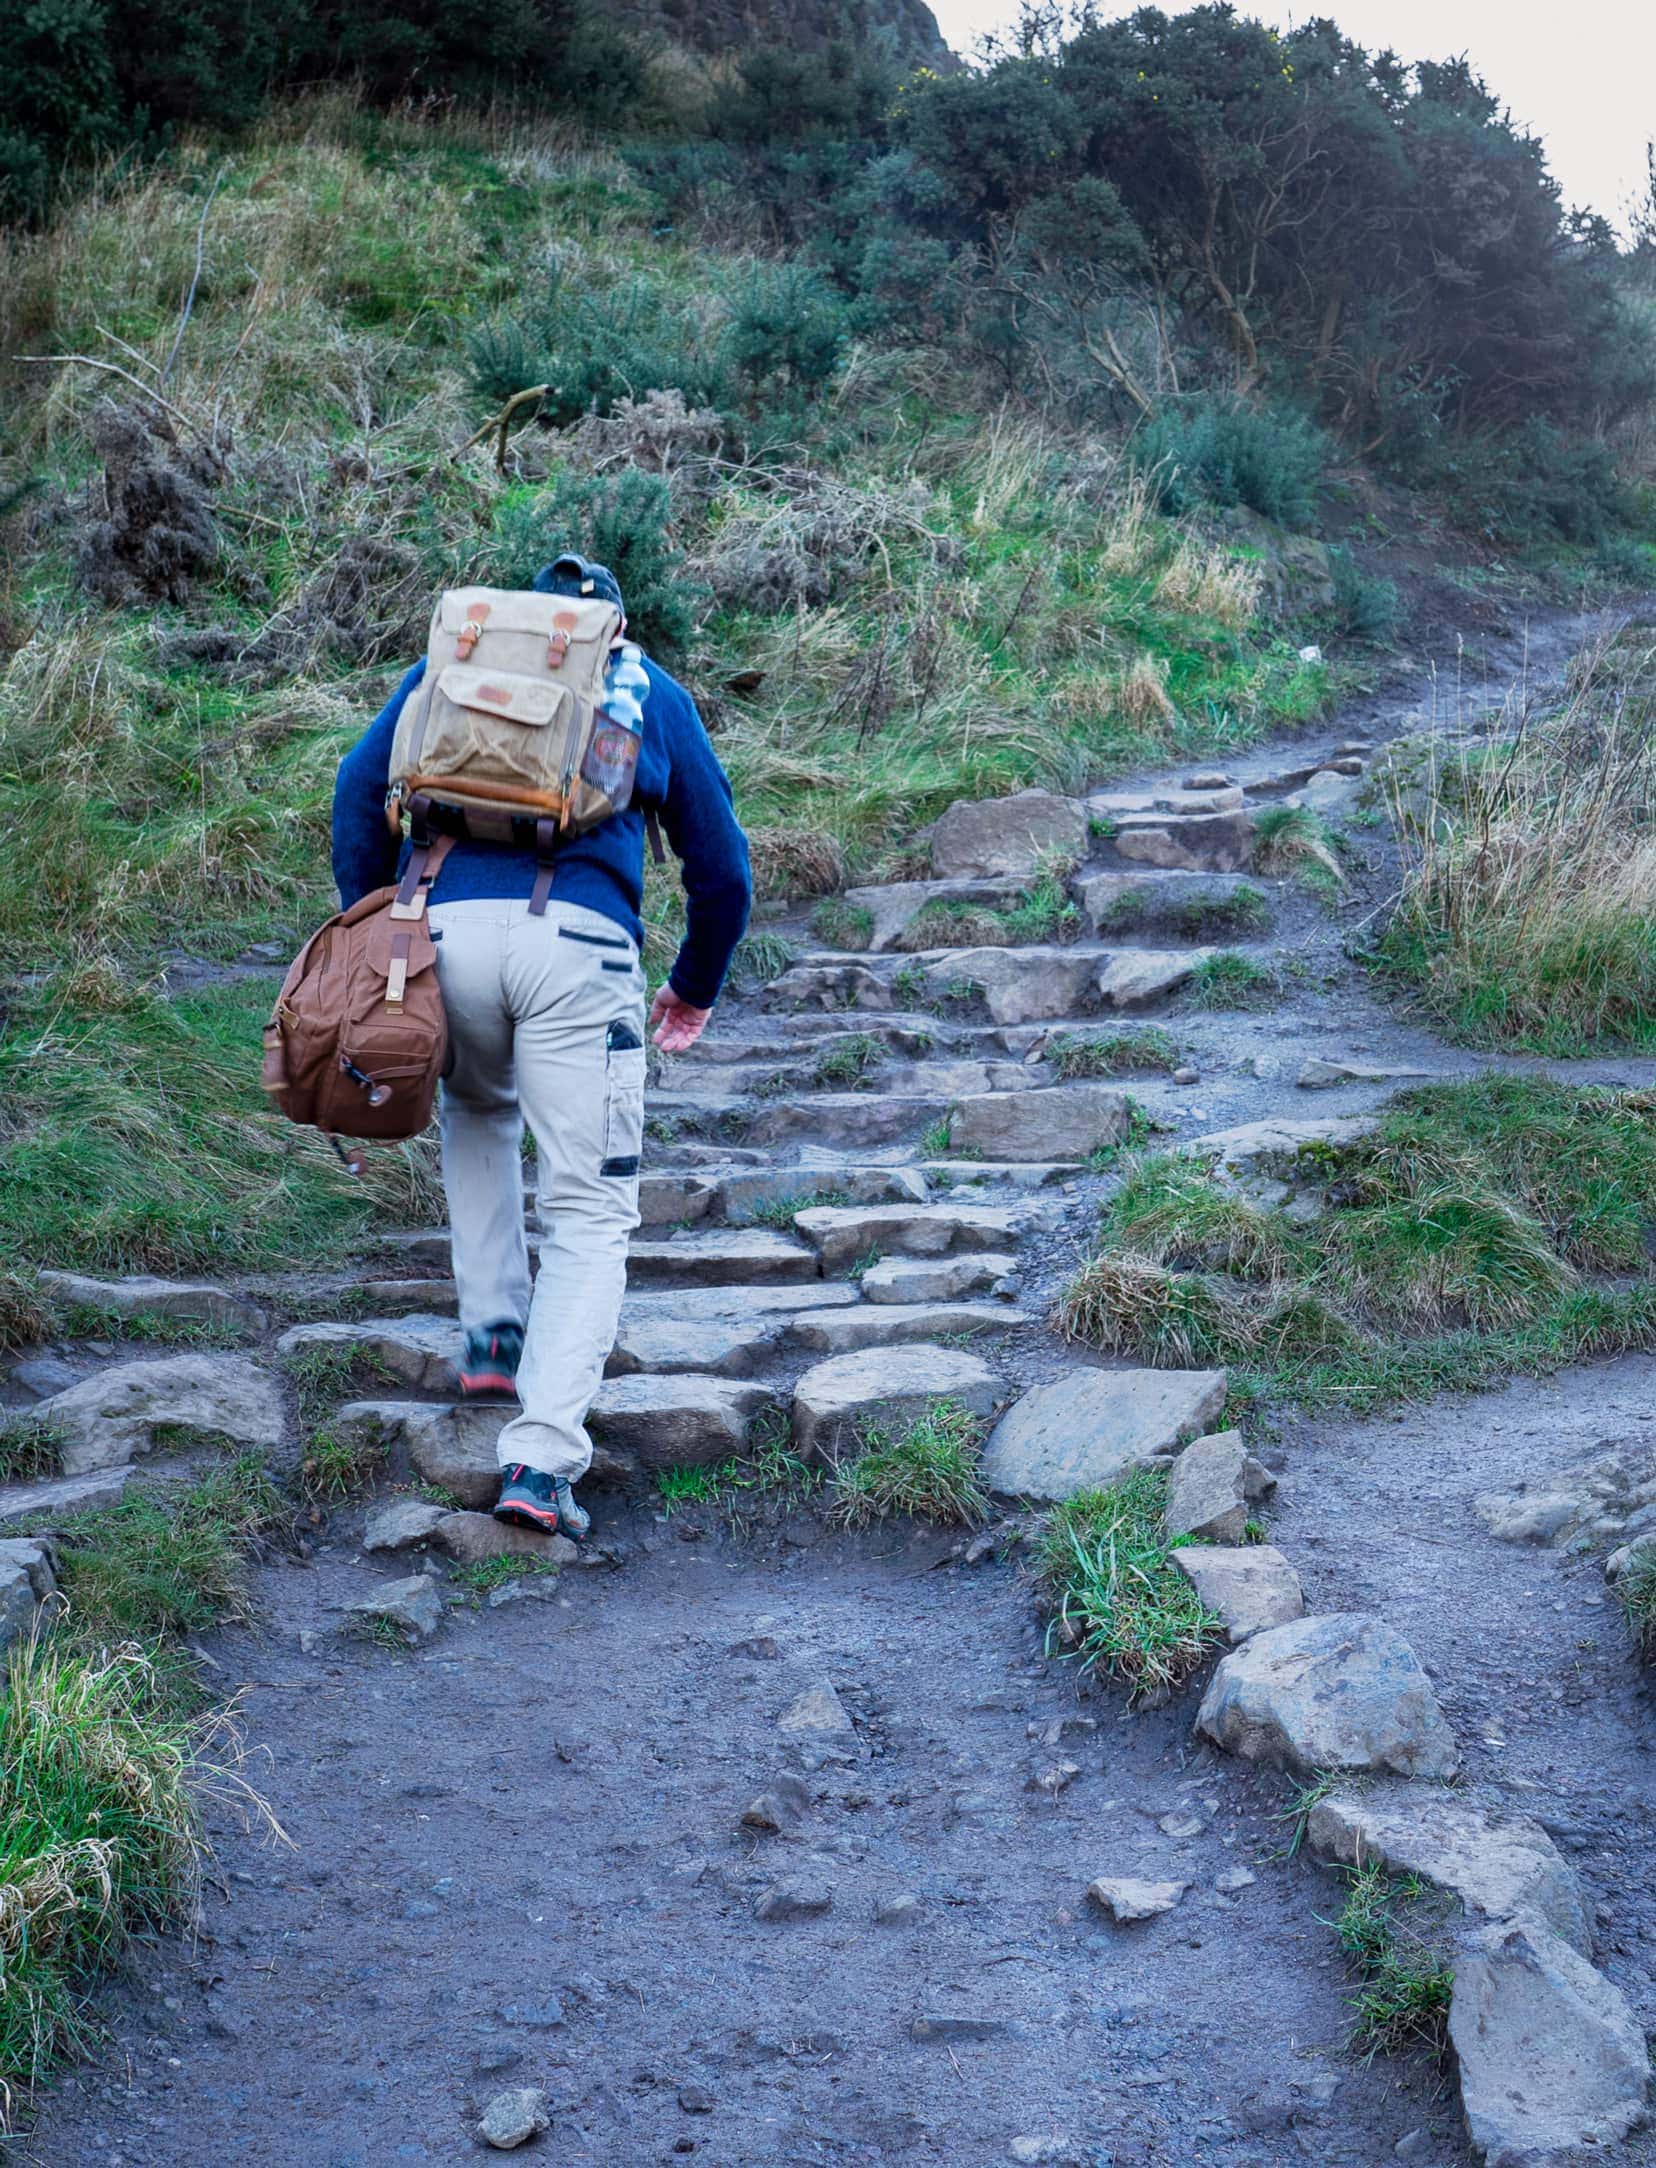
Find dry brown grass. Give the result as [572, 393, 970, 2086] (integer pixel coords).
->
[746, 824, 847, 900]
[1155, 537, 1262, 629]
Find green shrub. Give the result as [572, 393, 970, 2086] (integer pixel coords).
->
[468, 264, 733, 421]
[725, 262, 848, 403]
[830, 1402, 990, 1529]
[1329, 548, 1400, 643]
[487, 469, 701, 656]
[1132, 397, 1329, 530]
[1036, 1468, 1223, 1699]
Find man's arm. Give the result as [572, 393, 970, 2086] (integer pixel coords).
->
[648, 669, 752, 1046]
[332, 662, 423, 909]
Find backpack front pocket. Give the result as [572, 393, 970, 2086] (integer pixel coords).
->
[420, 665, 578, 795]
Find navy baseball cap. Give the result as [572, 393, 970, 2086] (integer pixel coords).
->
[534, 552, 624, 613]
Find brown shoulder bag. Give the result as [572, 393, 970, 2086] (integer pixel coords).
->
[261, 837, 454, 1175]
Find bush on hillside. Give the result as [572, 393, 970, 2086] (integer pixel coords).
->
[1329, 548, 1400, 643]
[1434, 420, 1630, 550]
[1131, 398, 1330, 530]
[725, 263, 848, 404]
[467, 264, 734, 424]
[488, 470, 702, 658]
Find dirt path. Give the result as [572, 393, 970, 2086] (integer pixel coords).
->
[10, 592, 1656, 2165]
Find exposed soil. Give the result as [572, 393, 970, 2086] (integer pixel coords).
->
[11, 588, 1656, 2167]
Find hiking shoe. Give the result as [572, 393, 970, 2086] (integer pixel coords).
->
[493, 1464, 591, 1544]
[456, 1321, 523, 1401]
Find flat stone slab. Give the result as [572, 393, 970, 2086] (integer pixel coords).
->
[1095, 949, 1212, 1009]
[1296, 1058, 1432, 1090]
[860, 1253, 1016, 1304]
[606, 1312, 787, 1377]
[1170, 1544, 1304, 1643]
[715, 1166, 927, 1220]
[1181, 1115, 1375, 1174]
[793, 1203, 1024, 1273]
[841, 875, 1029, 952]
[917, 947, 1097, 1027]
[39, 1270, 265, 1333]
[1078, 871, 1261, 936]
[0, 1466, 134, 1526]
[1112, 810, 1255, 872]
[928, 788, 1088, 879]
[1091, 786, 1244, 817]
[1164, 1428, 1249, 1543]
[277, 1315, 461, 1393]
[362, 1498, 448, 1554]
[586, 1375, 774, 1470]
[787, 1303, 1031, 1356]
[1306, 1792, 1591, 1955]
[981, 1369, 1229, 1501]
[791, 1345, 1000, 1462]
[620, 1283, 857, 1321]
[28, 1354, 286, 1476]
[434, 1511, 578, 1569]
[1450, 1920, 1650, 2164]
[744, 1095, 942, 1149]
[922, 1160, 1080, 1190]
[949, 1084, 1131, 1163]
[1195, 1613, 1459, 1780]
[625, 1230, 820, 1287]
[635, 1172, 717, 1227]
[1087, 1877, 1188, 1922]
[344, 1573, 442, 1644]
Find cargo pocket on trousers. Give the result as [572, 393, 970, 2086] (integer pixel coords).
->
[601, 1018, 646, 1178]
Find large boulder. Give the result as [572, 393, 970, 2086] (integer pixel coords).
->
[928, 789, 1088, 879]
[949, 1084, 1131, 1164]
[32, 1354, 286, 1475]
[1306, 1793, 1590, 1955]
[1194, 1614, 1459, 1780]
[981, 1369, 1227, 1501]
[1112, 811, 1256, 873]
[1450, 1920, 1649, 2165]
[1169, 1544, 1303, 1644]
[791, 1344, 1000, 1462]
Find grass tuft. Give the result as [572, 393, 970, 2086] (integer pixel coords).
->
[829, 1402, 991, 1530]
[1047, 1028, 1180, 1078]
[1331, 1865, 1454, 2063]
[1036, 1468, 1223, 1700]
[1618, 1547, 1656, 1662]
[1188, 950, 1281, 1010]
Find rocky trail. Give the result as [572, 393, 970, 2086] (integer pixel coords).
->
[6, 599, 1656, 2167]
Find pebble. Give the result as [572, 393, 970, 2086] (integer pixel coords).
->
[478, 2086, 549, 2149]
[754, 1879, 833, 1922]
[1215, 1868, 1257, 1894]
[1158, 1812, 1204, 1840]
[677, 2084, 715, 2114]
[875, 1892, 920, 1925]
[1172, 1065, 1201, 1086]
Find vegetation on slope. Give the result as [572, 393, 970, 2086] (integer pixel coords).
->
[1058, 1076, 1656, 1414]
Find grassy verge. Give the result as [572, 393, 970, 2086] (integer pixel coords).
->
[1330, 1865, 1454, 2062]
[1376, 630, 1656, 1053]
[1058, 1075, 1656, 1415]
[0, 1452, 286, 2116]
[1035, 1468, 1222, 1700]
[1618, 1548, 1656, 1661]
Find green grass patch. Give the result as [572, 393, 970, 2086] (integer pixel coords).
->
[1036, 1468, 1223, 1700]
[747, 1187, 850, 1231]
[0, 1420, 66, 1486]
[1618, 1548, 1656, 1662]
[1058, 1076, 1656, 1413]
[829, 1402, 990, 1530]
[812, 1034, 885, 1090]
[1047, 1028, 1180, 1079]
[811, 899, 875, 951]
[655, 1422, 820, 1517]
[1251, 803, 1348, 900]
[1330, 1864, 1454, 2062]
[449, 1556, 561, 1602]
[1187, 950, 1281, 1010]
[1094, 882, 1271, 941]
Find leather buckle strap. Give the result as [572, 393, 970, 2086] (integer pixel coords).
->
[388, 832, 455, 923]
[527, 815, 559, 919]
[386, 930, 411, 1005]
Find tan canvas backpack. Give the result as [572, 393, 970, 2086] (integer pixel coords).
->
[261, 838, 454, 1174]
[386, 586, 643, 910]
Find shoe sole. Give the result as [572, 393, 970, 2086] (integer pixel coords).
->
[457, 1373, 520, 1401]
[492, 1496, 589, 1544]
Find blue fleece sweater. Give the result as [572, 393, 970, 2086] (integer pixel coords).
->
[331, 654, 751, 1009]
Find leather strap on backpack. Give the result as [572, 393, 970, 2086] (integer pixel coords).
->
[644, 808, 667, 866]
[528, 815, 559, 918]
[387, 829, 455, 936]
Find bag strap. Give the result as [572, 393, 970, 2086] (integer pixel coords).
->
[644, 808, 667, 867]
[528, 815, 559, 918]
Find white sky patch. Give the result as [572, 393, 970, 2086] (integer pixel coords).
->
[926, 0, 1655, 230]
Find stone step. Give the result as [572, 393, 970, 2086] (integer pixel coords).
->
[1089, 784, 1245, 818]
[621, 1283, 857, 1320]
[921, 1160, 1079, 1191]
[790, 1343, 1002, 1461]
[739, 1093, 947, 1149]
[787, 1302, 1033, 1356]
[1104, 808, 1256, 874]
[946, 1081, 1132, 1162]
[1078, 870, 1271, 939]
[586, 1375, 776, 1471]
[278, 1316, 461, 1393]
[0, 1466, 136, 1528]
[791, 1202, 1027, 1273]
[37, 1271, 266, 1334]
[836, 875, 1033, 953]
[637, 1173, 719, 1228]
[16, 1353, 286, 1477]
[606, 1311, 790, 1378]
[860, 1253, 1017, 1304]
[715, 1166, 927, 1221]
[625, 1229, 820, 1288]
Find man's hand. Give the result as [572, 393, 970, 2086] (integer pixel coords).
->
[650, 985, 713, 1053]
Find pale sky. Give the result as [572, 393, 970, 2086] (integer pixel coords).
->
[929, 0, 1656, 232]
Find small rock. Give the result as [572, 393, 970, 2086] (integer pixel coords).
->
[729, 1634, 781, 1661]
[361, 1499, 447, 1555]
[1095, 948, 1210, 1010]
[1393, 2130, 1432, 2161]
[875, 1893, 920, 1925]
[777, 1683, 855, 1739]
[1164, 1428, 1249, 1543]
[1297, 1057, 1431, 1090]
[1029, 1760, 1081, 1797]
[496, 1998, 564, 2029]
[1172, 1065, 1200, 1086]
[344, 1574, 442, 1645]
[754, 1879, 833, 1922]
[1008, 2141, 1082, 2166]
[677, 2083, 716, 2114]
[1087, 1877, 1188, 1922]
[434, 1511, 577, 1569]
[478, 2085, 550, 2149]
[1157, 1812, 1204, 1840]
[1170, 1544, 1304, 1643]
[740, 1775, 811, 1834]
[1215, 1868, 1256, 1895]
[982, 1368, 1227, 1501]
